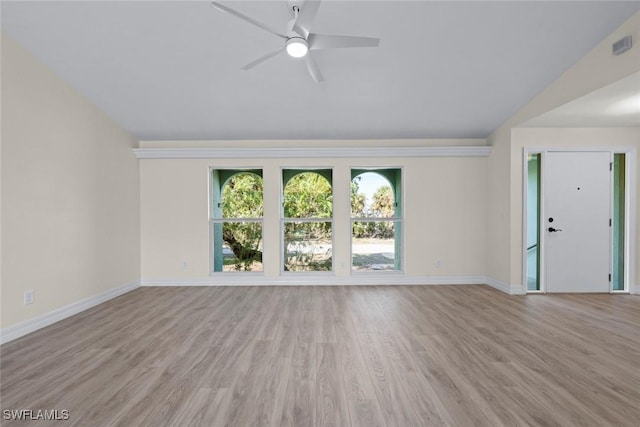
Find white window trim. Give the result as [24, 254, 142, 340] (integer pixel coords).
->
[280, 167, 335, 274]
[350, 167, 404, 275]
[209, 167, 265, 275]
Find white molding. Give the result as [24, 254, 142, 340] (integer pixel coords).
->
[0, 280, 141, 345]
[485, 276, 510, 293]
[133, 146, 492, 160]
[141, 275, 488, 287]
[511, 285, 526, 295]
[485, 277, 526, 295]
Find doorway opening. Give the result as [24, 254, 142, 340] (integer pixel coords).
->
[524, 150, 631, 293]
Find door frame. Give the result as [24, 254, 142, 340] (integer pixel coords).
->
[522, 147, 637, 294]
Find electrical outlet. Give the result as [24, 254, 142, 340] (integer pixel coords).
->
[182, 261, 188, 270]
[436, 259, 442, 269]
[24, 290, 34, 305]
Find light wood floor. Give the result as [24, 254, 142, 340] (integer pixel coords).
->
[2, 285, 639, 426]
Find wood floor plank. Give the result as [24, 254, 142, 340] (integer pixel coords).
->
[1, 285, 639, 426]
[316, 343, 349, 427]
[336, 294, 378, 401]
[347, 399, 387, 427]
[356, 331, 420, 426]
[250, 355, 291, 427]
[280, 379, 315, 427]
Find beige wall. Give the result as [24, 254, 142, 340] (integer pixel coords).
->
[486, 127, 512, 284]
[140, 152, 488, 281]
[487, 12, 640, 289]
[1, 34, 140, 329]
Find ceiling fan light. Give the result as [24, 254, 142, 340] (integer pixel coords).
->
[286, 38, 308, 58]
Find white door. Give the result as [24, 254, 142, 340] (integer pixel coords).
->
[544, 152, 611, 293]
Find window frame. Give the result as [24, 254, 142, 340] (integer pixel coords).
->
[280, 167, 335, 274]
[350, 167, 404, 274]
[209, 167, 264, 275]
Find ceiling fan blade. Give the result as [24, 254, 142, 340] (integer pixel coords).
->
[241, 48, 283, 71]
[308, 34, 380, 50]
[305, 53, 324, 83]
[211, 2, 287, 39]
[292, 0, 322, 38]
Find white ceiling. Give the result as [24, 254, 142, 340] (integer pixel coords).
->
[2, 1, 639, 140]
[522, 71, 640, 128]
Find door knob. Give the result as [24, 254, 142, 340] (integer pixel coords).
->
[548, 227, 563, 232]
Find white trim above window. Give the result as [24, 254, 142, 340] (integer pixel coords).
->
[133, 146, 492, 159]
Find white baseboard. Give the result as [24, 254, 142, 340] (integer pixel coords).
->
[484, 277, 526, 295]
[142, 275, 488, 287]
[634, 284, 640, 295]
[0, 280, 141, 345]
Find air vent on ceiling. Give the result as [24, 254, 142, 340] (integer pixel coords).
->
[612, 35, 632, 56]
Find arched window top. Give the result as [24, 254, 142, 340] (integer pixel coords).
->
[283, 170, 333, 219]
[351, 170, 400, 218]
[282, 169, 332, 188]
[220, 171, 264, 219]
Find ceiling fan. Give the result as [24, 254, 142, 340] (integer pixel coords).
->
[211, 0, 380, 83]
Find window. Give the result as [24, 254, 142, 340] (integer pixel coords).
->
[612, 153, 626, 291]
[351, 169, 402, 271]
[282, 169, 333, 272]
[526, 153, 541, 291]
[211, 170, 263, 272]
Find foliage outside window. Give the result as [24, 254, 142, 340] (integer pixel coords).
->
[351, 169, 402, 271]
[283, 170, 333, 272]
[211, 170, 263, 272]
